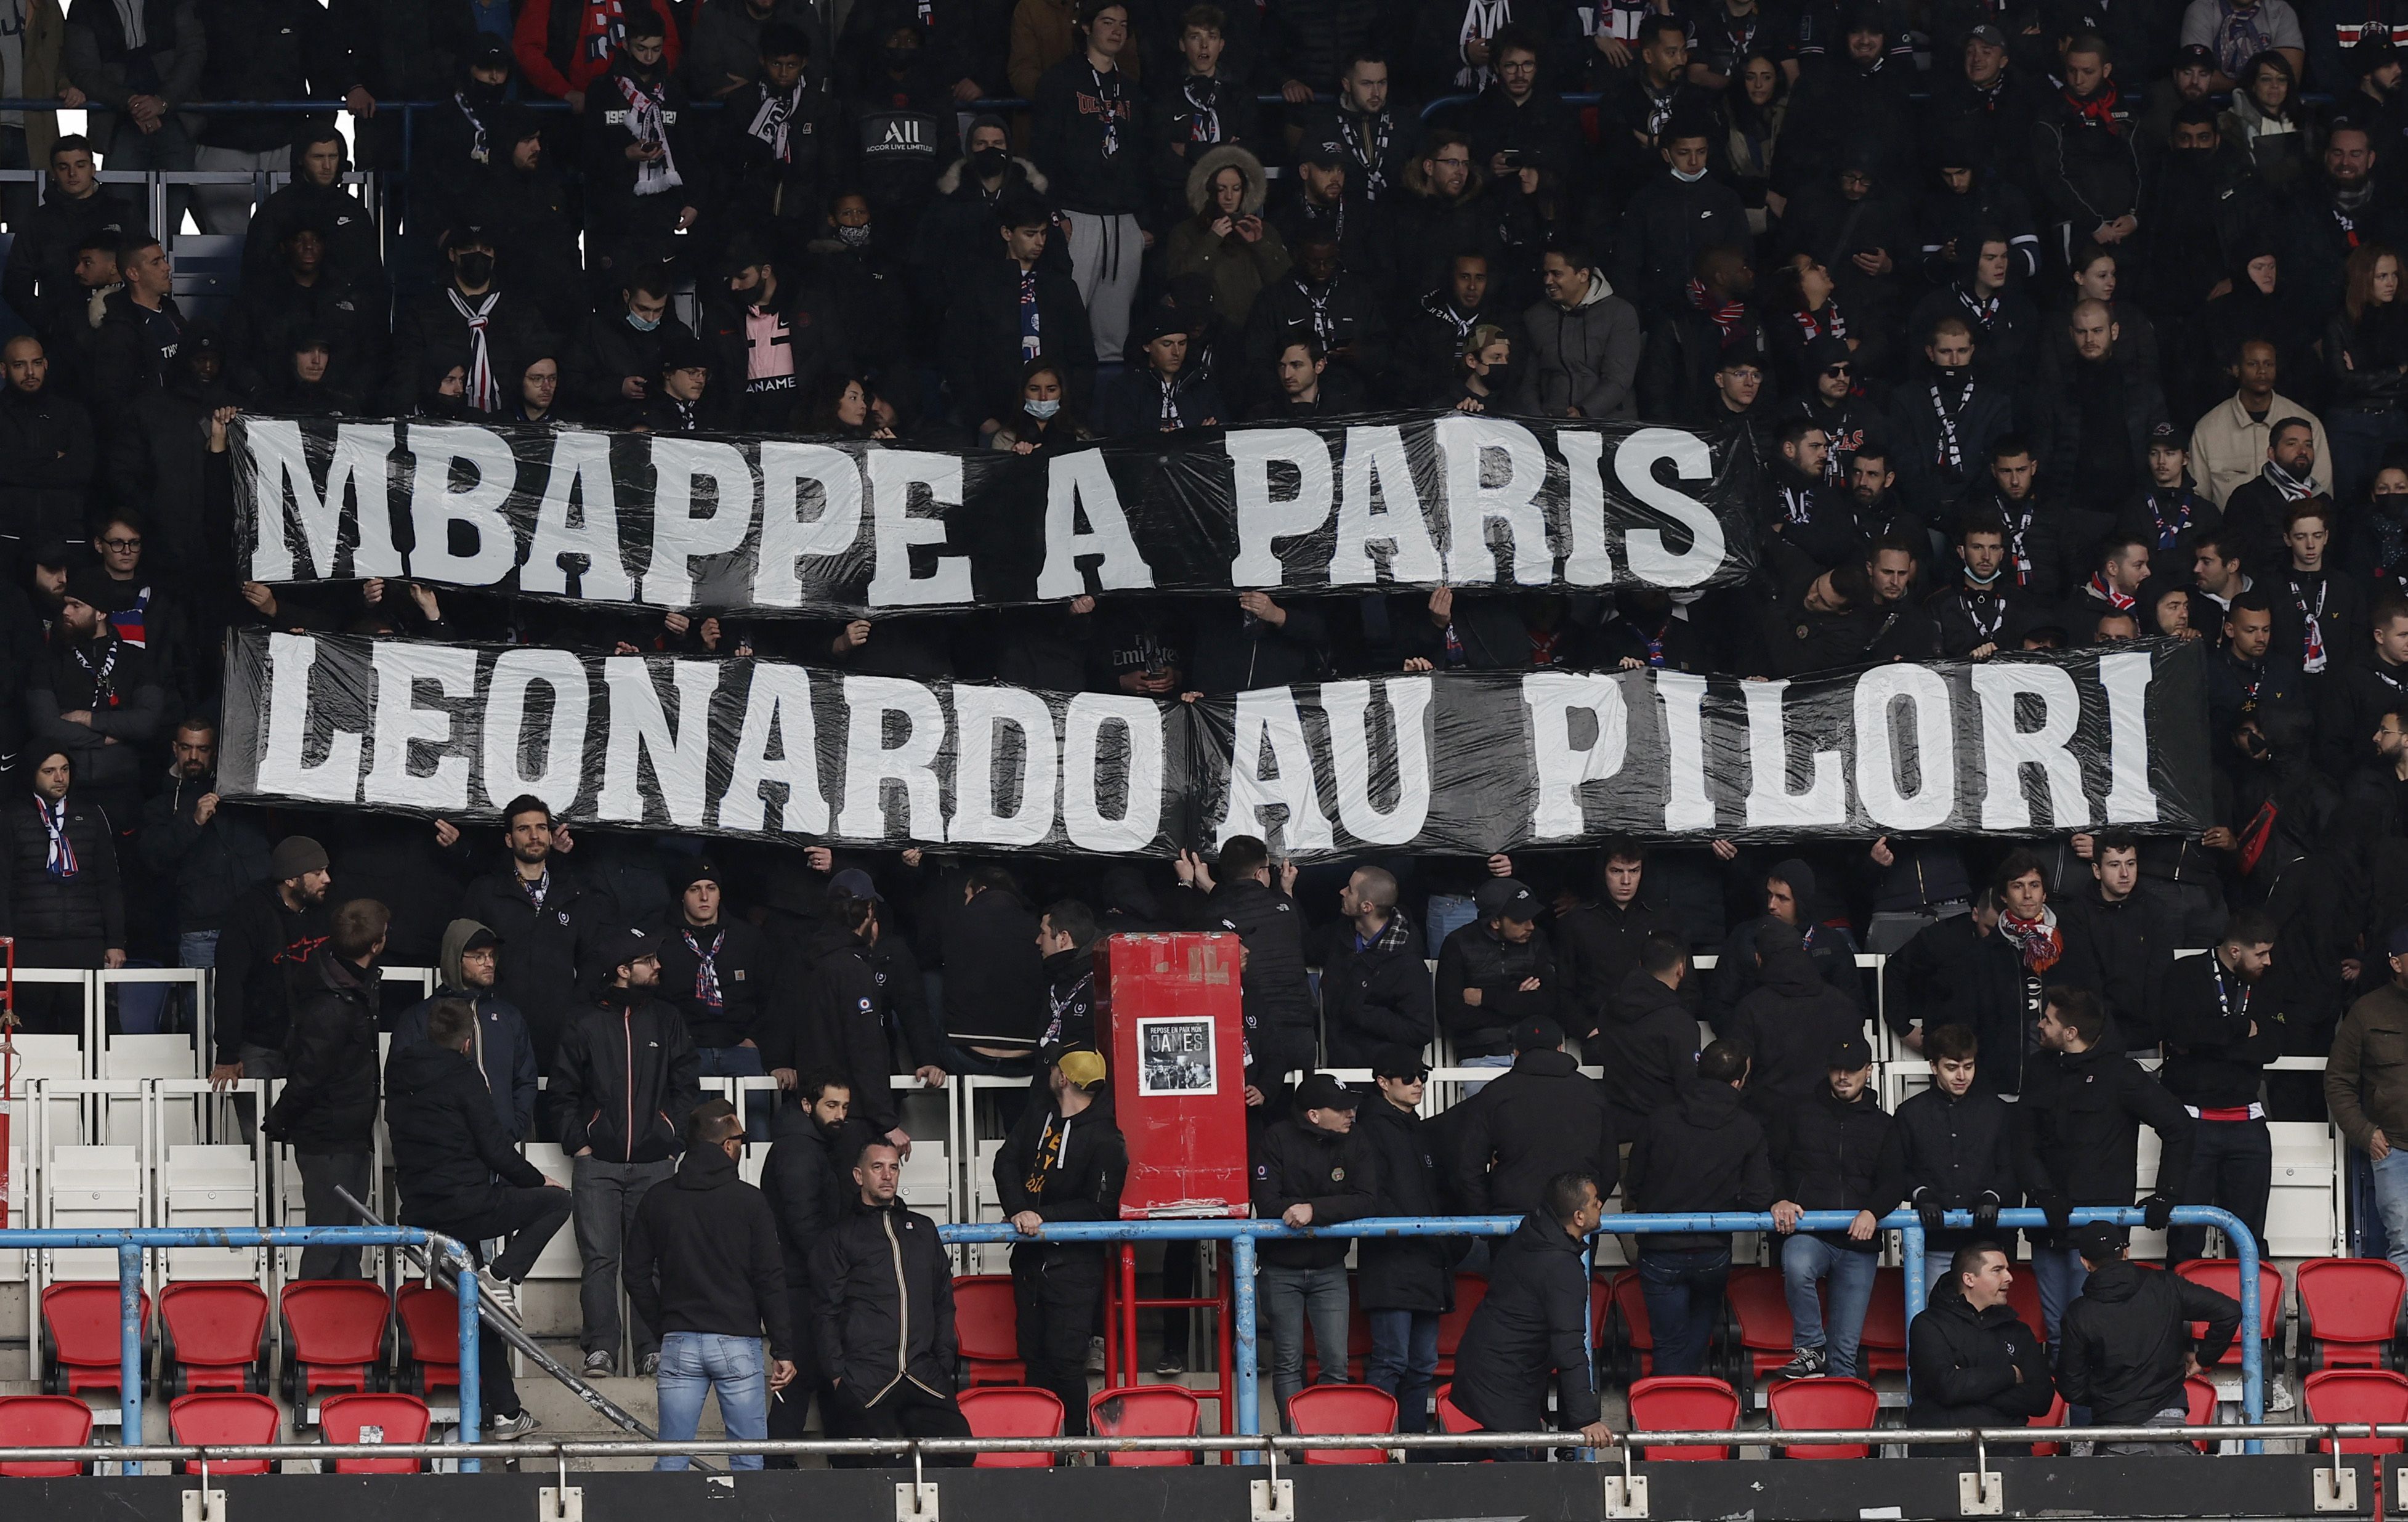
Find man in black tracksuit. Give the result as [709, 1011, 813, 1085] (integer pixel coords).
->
[551, 927, 701, 1378]
[2018, 987, 2194, 1343]
[812, 1136, 971, 1463]
[1594, 934, 1702, 1137]
[1357, 1046, 1453, 1433]
[1726, 920, 1867, 1122]
[1554, 847, 1682, 1056]
[993, 1046, 1126, 1435]
[1767, 1037, 1893, 1380]
[1450, 1016, 1619, 1219]
[626, 1104, 800, 1472]
[1448, 1172, 1614, 1456]
[2057, 1223, 2241, 1452]
[1906, 1241, 2054, 1449]
[1883, 892, 2027, 1092]
[1253, 1074, 1380, 1413]
[759, 1072, 855, 1451]
[767, 893, 903, 1146]
[386, 998, 573, 1437]
[457, 795, 618, 1069]
[1178, 835, 1317, 1087]
[1875, 1021, 2018, 1298]
[1436, 877, 1561, 1072]
[1623, 1040, 1776, 1377]
[1319, 866, 1432, 1069]
[209, 835, 332, 1085]
[264, 899, 386, 1281]
[2159, 912, 2282, 1265]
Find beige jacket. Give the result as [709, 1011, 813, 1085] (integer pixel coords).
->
[2327, 983, 2408, 1155]
[2188, 391, 2333, 507]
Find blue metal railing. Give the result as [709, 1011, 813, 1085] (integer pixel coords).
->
[1, 1229, 482, 1468]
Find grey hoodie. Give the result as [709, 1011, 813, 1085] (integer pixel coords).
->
[1516, 272, 1640, 421]
[391, 917, 541, 1141]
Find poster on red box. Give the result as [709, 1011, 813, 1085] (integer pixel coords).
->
[1098, 933, 1250, 1218]
[1137, 1018, 1218, 1096]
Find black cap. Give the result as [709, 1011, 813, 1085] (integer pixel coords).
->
[462, 926, 501, 954]
[2067, 1221, 2127, 1261]
[1475, 877, 1540, 923]
[598, 925, 660, 975]
[469, 34, 511, 70]
[1511, 1015, 1566, 1053]
[2173, 41, 2216, 69]
[1295, 1072, 1361, 1111]
[658, 328, 711, 374]
[181, 320, 222, 355]
[1827, 1036, 1872, 1072]
[2355, 35, 2400, 75]
[1133, 304, 1190, 347]
[1805, 334, 1851, 371]
[62, 565, 114, 610]
[1299, 137, 1347, 169]
[830, 867, 884, 901]
[1369, 1044, 1431, 1080]
[2149, 420, 2182, 445]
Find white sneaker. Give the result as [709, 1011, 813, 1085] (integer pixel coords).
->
[475, 1268, 521, 1319]
[488, 1411, 542, 1441]
[2271, 1376, 2296, 1412]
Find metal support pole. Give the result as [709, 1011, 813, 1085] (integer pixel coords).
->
[1232, 1233, 1258, 1455]
[457, 1257, 482, 1469]
[118, 1241, 142, 1456]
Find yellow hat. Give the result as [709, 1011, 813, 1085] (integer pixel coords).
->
[1056, 1048, 1109, 1090]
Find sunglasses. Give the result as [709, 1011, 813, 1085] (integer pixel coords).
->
[1822, 364, 1852, 377]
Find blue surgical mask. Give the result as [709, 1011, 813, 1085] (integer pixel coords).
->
[627, 311, 661, 331]
[1025, 397, 1062, 419]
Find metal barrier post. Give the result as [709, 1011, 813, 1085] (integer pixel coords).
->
[1232, 1232, 1258, 1457]
[118, 1240, 143, 1455]
[457, 1263, 482, 1469]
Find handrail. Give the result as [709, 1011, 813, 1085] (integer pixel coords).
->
[0, 1228, 481, 1470]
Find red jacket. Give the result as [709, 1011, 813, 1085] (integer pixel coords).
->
[512, 0, 683, 100]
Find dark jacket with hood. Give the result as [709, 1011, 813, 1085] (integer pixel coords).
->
[2056, 883, 2165, 1048]
[809, 1191, 958, 1401]
[627, 1141, 798, 1358]
[762, 1107, 850, 1320]
[993, 1087, 1127, 1258]
[1030, 53, 1149, 217]
[2015, 1039, 2196, 1212]
[767, 920, 899, 1137]
[138, 765, 271, 937]
[1449, 1210, 1602, 1432]
[1594, 968, 1700, 1136]
[1179, 874, 1317, 1071]
[935, 884, 1048, 1051]
[211, 878, 329, 1062]
[0, 379, 97, 546]
[549, 984, 701, 1165]
[1515, 275, 1641, 420]
[392, 917, 541, 1141]
[1724, 933, 1868, 1118]
[1905, 1289, 2055, 1430]
[457, 859, 616, 1065]
[1319, 909, 1434, 1069]
[264, 948, 381, 1152]
[1251, 1113, 1379, 1269]
[1356, 1095, 1454, 1313]
[1770, 1085, 1893, 1253]
[1436, 920, 1560, 1060]
[1883, 913, 2029, 1096]
[1448, 1047, 1619, 1218]
[580, 51, 704, 237]
[384, 1037, 547, 1240]
[0, 787, 124, 950]
[2058, 1258, 2240, 1423]
[241, 135, 387, 311]
[1623, 1079, 1776, 1253]
[1554, 893, 1679, 1047]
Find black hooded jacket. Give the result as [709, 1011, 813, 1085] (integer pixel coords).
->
[1449, 1210, 1601, 1433]
[766, 921, 899, 1136]
[241, 135, 387, 310]
[1593, 968, 1700, 1133]
[385, 1038, 547, 1240]
[264, 949, 381, 1152]
[1356, 1096, 1454, 1313]
[1905, 1290, 2055, 1430]
[1554, 894, 1680, 1047]
[1623, 1080, 1776, 1253]
[809, 1192, 958, 1401]
[1725, 942, 1867, 1119]
[627, 1141, 797, 1359]
[993, 1089, 1127, 1257]
[2058, 1258, 2240, 1424]
[1448, 1048, 1619, 1218]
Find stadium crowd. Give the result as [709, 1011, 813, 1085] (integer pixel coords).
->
[4, 0, 2408, 1463]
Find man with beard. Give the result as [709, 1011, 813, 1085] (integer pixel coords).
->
[2282, 124, 2403, 319]
[1929, 514, 2029, 659]
[265, 899, 389, 1279]
[2191, 339, 2332, 511]
[1788, 336, 1887, 485]
[140, 718, 269, 989]
[393, 920, 540, 1142]
[1764, 418, 1861, 569]
[2033, 35, 2141, 269]
[1598, 16, 1717, 195]
[1890, 318, 2012, 521]
[1392, 133, 1501, 296]
[1782, 10, 1917, 188]
[1843, 443, 1928, 553]
[993, 1046, 1125, 1434]
[1269, 140, 1380, 294]
[2208, 591, 2313, 778]
[211, 835, 330, 1091]
[2219, 415, 2333, 567]
[458, 796, 619, 1069]
[1957, 436, 2072, 602]
[580, 13, 704, 301]
[1392, 252, 1520, 403]
[1864, 535, 1941, 659]
[29, 568, 161, 830]
[1319, 868, 1431, 1068]
[2117, 425, 2221, 557]
[1301, 52, 1412, 211]
[2323, 601, 2408, 776]
[2039, 299, 2168, 516]
[699, 235, 845, 429]
[2159, 913, 2281, 1261]
[1033, 899, 1101, 1050]
[0, 336, 95, 549]
[761, 1074, 853, 1462]
[1641, 242, 1767, 421]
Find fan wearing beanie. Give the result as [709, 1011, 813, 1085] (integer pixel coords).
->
[29, 562, 164, 831]
[653, 859, 773, 1137]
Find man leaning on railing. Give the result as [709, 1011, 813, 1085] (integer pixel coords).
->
[1444, 1170, 1615, 1459]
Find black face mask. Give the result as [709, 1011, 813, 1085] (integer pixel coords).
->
[884, 45, 919, 69]
[971, 146, 1009, 177]
[455, 250, 495, 286]
[1479, 360, 1512, 386]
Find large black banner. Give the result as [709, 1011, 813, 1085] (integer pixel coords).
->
[230, 413, 1757, 617]
[218, 633, 2212, 857]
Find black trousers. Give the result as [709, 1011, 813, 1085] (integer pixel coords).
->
[1013, 1245, 1104, 1435]
[482, 1184, 575, 1282]
[2167, 1118, 2273, 1263]
[764, 1287, 822, 1468]
[826, 1381, 973, 1468]
[296, 1150, 373, 1279]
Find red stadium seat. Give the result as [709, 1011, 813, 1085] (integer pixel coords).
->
[160, 1282, 270, 1398]
[1856, 1268, 1909, 1377]
[2183, 1374, 2221, 1452]
[1627, 1375, 1742, 1460]
[1432, 1382, 1481, 1435]
[170, 1392, 282, 1475]
[280, 1281, 392, 1409]
[1288, 1384, 1397, 1463]
[1433, 1274, 1487, 1378]
[394, 1285, 462, 1397]
[2178, 1260, 2284, 1374]
[2006, 1269, 2047, 1342]
[41, 1282, 150, 1398]
[2305, 1368, 2408, 1454]
[0, 1395, 93, 1476]
[1089, 1384, 1200, 1466]
[958, 1386, 1064, 1467]
[2298, 1260, 2408, 1372]
[1722, 1266, 1795, 1388]
[318, 1392, 432, 1473]
[1768, 1377, 1880, 1459]
[1604, 1270, 1655, 1383]
[2026, 1393, 2069, 1457]
[953, 1276, 1026, 1386]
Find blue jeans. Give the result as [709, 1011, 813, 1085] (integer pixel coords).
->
[695, 1043, 770, 1139]
[1458, 1051, 1513, 1095]
[1424, 895, 1477, 957]
[1261, 1262, 1351, 1412]
[1637, 1247, 1729, 1377]
[2030, 1245, 2089, 1345]
[2369, 1149, 2408, 1274]
[1780, 1236, 1879, 1376]
[1365, 1309, 1439, 1433]
[653, 1332, 769, 1471]
[178, 931, 220, 1031]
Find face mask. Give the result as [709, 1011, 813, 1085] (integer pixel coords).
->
[1934, 363, 1967, 382]
[455, 251, 495, 286]
[1963, 563, 2002, 587]
[1025, 397, 1062, 419]
[627, 311, 661, 331]
[1480, 360, 1511, 384]
[884, 45, 919, 68]
[1671, 164, 1708, 183]
[835, 222, 872, 248]
[972, 146, 1010, 177]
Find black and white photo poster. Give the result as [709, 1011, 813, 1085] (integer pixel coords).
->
[1139, 1018, 1219, 1096]
[217, 631, 2213, 856]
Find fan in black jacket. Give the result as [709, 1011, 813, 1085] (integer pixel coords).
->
[1447, 1177, 1612, 1447]
[1595, 949, 1700, 1137]
[759, 1075, 855, 1459]
[993, 1048, 1126, 1435]
[1553, 851, 1683, 1051]
[1449, 1017, 1619, 1218]
[1356, 1047, 1455, 1432]
[1251, 1076, 1380, 1412]
[0, 750, 126, 1035]
[1766, 1041, 1893, 1379]
[943, 195, 1096, 434]
[265, 905, 386, 1281]
[2157, 915, 2282, 1264]
[764, 897, 903, 1142]
[656, 860, 775, 1133]
[1872, 1021, 2018, 1289]
[810, 1139, 971, 1462]
[1319, 867, 1434, 1068]
[1436, 877, 1561, 1063]
[2057, 1226, 2240, 1432]
[1904, 1244, 2054, 1444]
[456, 797, 618, 1069]
[1176, 836, 1318, 1082]
[1622, 1041, 1776, 1375]
[2054, 837, 2167, 1048]
[1725, 921, 1867, 1120]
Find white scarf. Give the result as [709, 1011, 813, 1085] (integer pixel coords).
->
[448, 289, 502, 411]
[747, 83, 799, 164]
[618, 73, 684, 196]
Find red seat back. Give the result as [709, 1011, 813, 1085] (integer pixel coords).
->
[1432, 1382, 1482, 1436]
[952, 1276, 1027, 1385]
[281, 1281, 390, 1366]
[43, 1282, 152, 1393]
[2183, 1374, 2220, 1452]
[1609, 1269, 1655, 1380]
[170, 1393, 281, 1475]
[1433, 1274, 1487, 1377]
[395, 1285, 462, 1393]
[1627, 1375, 1741, 1460]
[161, 1283, 269, 1371]
[1725, 1266, 1793, 1352]
[2299, 1260, 2406, 1368]
[0, 1396, 92, 1477]
[2306, 1369, 2408, 1454]
[2027, 1393, 2069, 1456]
[1768, 1377, 1880, 1459]
[1089, 1384, 1200, 1466]
[958, 1386, 1064, 1467]
[1288, 1383, 1396, 1463]
[1856, 1268, 1908, 1374]
[318, 1392, 431, 1473]
[2178, 1260, 2283, 1362]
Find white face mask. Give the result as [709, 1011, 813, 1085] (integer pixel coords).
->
[1671, 164, 1708, 183]
[1025, 397, 1062, 419]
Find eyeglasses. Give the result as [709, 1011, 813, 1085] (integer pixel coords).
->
[1431, 155, 1472, 169]
[99, 537, 141, 551]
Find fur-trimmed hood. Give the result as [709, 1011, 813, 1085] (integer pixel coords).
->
[934, 153, 1048, 195]
[1184, 143, 1267, 219]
